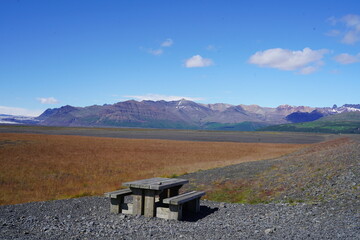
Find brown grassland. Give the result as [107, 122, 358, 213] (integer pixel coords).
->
[0, 133, 307, 205]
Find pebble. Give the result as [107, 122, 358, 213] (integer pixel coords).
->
[264, 227, 276, 234]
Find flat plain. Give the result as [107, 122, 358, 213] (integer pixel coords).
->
[0, 125, 338, 143]
[0, 131, 307, 205]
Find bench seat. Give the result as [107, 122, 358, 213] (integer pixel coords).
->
[157, 191, 205, 220]
[104, 188, 133, 214]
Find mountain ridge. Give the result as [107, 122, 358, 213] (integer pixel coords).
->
[33, 100, 360, 130]
[2, 100, 359, 130]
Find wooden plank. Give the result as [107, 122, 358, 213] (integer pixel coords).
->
[122, 177, 166, 188]
[172, 192, 205, 205]
[150, 178, 180, 185]
[123, 177, 188, 190]
[162, 191, 196, 204]
[142, 177, 172, 189]
[104, 188, 132, 198]
[163, 191, 205, 205]
[149, 179, 189, 190]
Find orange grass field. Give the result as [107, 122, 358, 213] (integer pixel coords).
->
[0, 133, 307, 205]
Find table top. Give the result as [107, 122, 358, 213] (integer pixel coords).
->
[122, 177, 189, 191]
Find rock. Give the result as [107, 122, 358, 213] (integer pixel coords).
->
[219, 202, 227, 208]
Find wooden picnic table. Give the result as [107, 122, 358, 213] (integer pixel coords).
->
[122, 177, 189, 217]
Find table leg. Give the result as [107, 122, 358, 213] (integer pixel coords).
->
[144, 190, 156, 217]
[131, 188, 144, 215]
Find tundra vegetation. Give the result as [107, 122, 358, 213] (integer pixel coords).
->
[0, 133, 305, 205]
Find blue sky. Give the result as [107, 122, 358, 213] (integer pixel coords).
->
[1, 0, 360, 116]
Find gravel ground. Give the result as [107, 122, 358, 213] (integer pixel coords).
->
[1, 196, 359, 240]
[1, 136, 359, 239]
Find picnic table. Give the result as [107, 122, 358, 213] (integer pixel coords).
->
[105, 177, 205, 220]
[122, 177, 188, 217]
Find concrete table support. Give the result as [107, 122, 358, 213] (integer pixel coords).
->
[131, 188, 144, 215]
[144, 189, 156, 217]
[123, 177, 189, 218]
[104, 188, 133, 214]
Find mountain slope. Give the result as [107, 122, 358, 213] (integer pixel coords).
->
[261, 112, 360, 134]
[286, 110, 324, 123]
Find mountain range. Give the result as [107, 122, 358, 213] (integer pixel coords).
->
[1, 100, 359, 131]
[2, 100, 355, 131]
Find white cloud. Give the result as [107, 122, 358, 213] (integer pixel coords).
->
[248, 47, 328, 74]
[37, 97, 59, 104]
[145, 38, 173, 55]
[334, 53, 360, 64]
[0, 106, 43, 117]
[342, 30, 359, 44]
[342, 14, 360, 30]
[161, 38, 173, 47]
[185, 55, 214, 68]
[148, 48, 163, 56]
[123, 94, 204, 102]
[327, 14, 360, 44]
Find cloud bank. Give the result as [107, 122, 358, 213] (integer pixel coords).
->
[0, 106, 43, 117]
[123, 94, 204, 102]
[248, 47, 328, 74]
[185, 55, 214, 68]
[37, 97, 59, 104]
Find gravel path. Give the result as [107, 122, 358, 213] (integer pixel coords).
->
[1, 196, 359, 239]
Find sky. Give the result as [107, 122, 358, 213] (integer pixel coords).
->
[1, 0, 360, 116]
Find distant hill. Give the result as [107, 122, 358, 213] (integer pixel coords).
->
[261, 112, 360, 134]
